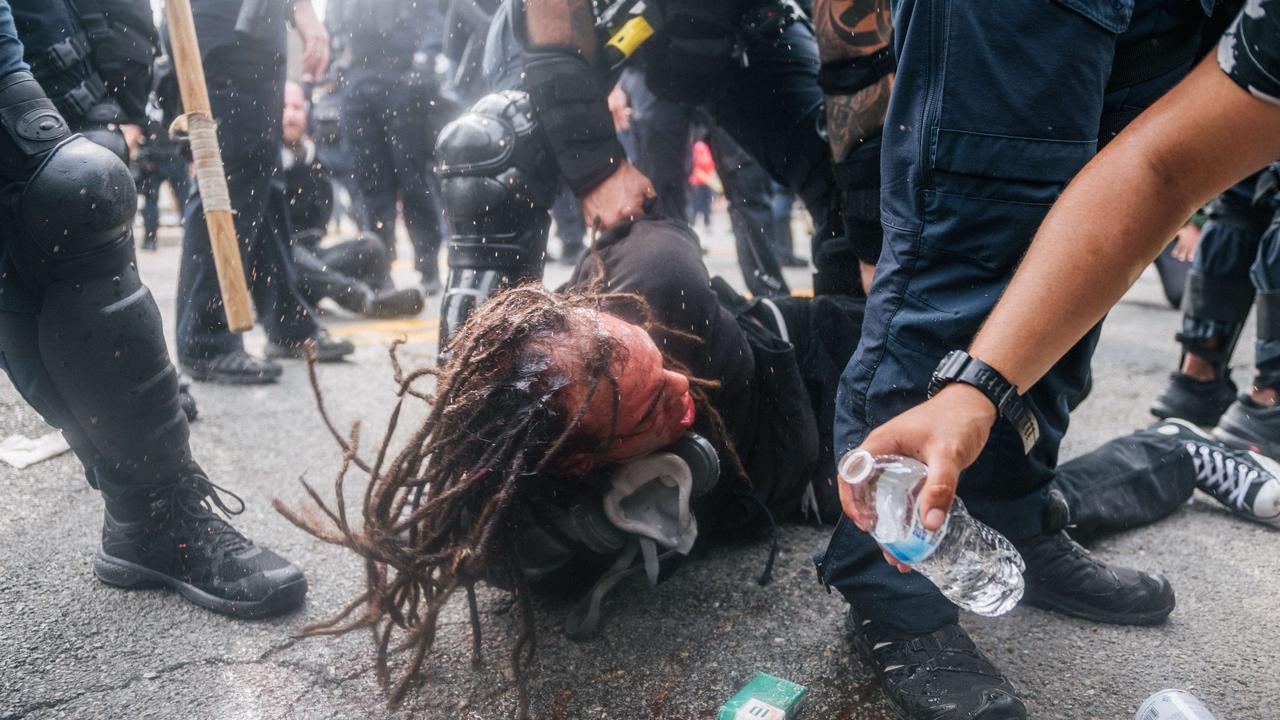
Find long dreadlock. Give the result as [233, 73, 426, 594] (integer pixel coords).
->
[276, 280, 746, 718]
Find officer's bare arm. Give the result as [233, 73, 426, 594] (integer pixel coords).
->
[850, 58, 1280, 539]
[971, 58, 1280, 392]
[814, 0, 892, 159]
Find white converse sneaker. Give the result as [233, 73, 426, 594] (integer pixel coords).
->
[1156, 418, 1280, 527]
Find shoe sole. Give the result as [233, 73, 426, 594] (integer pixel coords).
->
[264, 346, 353, 363]
[180, 364, 281, 386]
[94, 550, 307, 619]
[1022, 583, 1175, 626]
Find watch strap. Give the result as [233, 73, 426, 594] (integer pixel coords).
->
[929, 350, 1040, 454]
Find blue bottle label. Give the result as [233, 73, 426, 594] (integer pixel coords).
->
[884, 507, 943, 565]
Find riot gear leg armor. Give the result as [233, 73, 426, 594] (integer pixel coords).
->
[435, 90, 560, 352]
[0, 72, 189, 484]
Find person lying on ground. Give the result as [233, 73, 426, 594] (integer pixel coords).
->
[280, 215, 1280, 716]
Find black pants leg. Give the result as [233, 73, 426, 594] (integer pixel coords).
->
[707, 127, 790, 297]
[343, 74, 402, 257]
[177, 64, 317, 360]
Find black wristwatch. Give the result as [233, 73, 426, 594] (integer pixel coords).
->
[928, 350, 1040, 454]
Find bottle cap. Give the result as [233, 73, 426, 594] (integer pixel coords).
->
[838, 448, 876, 486]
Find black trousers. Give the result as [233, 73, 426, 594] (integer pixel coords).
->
[176, 61, 319, 360]
[292, 234, 393, 311]
[622, 69, 792, 297]
[340, 66, 446, 280]
[136, 155, 190, 245]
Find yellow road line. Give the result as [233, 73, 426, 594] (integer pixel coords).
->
[328, 317, 439, 337]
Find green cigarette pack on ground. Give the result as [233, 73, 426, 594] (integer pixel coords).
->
[717, 673, 807, 720]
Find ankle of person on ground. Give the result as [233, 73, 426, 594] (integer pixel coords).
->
[1181, 345, 1221, 382]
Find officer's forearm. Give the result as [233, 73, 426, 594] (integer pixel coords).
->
[523, 0, 599, 62]
[970, 59, 1280, 393]
[520, 0, 625, 196]
[814, 0, 892, 159]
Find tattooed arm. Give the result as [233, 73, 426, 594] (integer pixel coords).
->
[814, 0, 892, 160]
[523, 0, 599, 61]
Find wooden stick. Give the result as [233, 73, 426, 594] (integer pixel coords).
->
[163, 0, 255, 332]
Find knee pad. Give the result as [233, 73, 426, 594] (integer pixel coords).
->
[434, 91, 559, 350]
[15, 135, 137, 287]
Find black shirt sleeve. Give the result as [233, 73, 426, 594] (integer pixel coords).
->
[1218, 1, 1280, 105]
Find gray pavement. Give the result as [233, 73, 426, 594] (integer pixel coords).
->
[2, 212, 1278, 720]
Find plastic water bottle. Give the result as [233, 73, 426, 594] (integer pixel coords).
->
[838, 449, 1025, 616]
[1136, 690, 1216, 719]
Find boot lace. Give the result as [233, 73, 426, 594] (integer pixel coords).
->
[145, 471, 253, 553]
[1187, 442, 1256, 510]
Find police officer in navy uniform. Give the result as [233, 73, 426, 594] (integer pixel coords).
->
[0, 0, 306, 618]
[327, 0, 451, 297]
[816, 1, 1232, 717]
[170, 0, 353, 386]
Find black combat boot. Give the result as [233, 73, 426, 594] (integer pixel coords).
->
[181, 350, 284, 385]
[1015, 531, 1175, 625]
[848, 610, 1026, 720]
[95, 466, 307, 619]
[1150, 372, 1237, 427]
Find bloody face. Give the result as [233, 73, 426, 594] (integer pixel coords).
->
[557, 312, 695, 467]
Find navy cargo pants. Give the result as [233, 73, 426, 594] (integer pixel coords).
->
[820, 0, 1211, 634]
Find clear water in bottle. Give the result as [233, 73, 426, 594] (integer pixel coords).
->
[838, 449, 1025, 617]
[1136, 690, 1216, 720]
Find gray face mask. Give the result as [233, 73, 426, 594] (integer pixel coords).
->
[563, 432, 720, 640]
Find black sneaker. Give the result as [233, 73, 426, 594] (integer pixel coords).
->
[94, 469, 307, 618]
[265, 330, 354, 362]
[180, 350, 283, 385]
[847, 610, 1026, 720]
[1214, 395, 1280, 460]
[1150, 372, 1237, 427]
[1155, 418, 1280, 526]
[1015, 531, 1174, 625]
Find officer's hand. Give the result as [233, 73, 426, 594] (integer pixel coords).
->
[838, 383, 996, 570]
[608, 86, 631, 131]
[291, 1, 330, 80]
[582, 161, 656, 230]
[1172, 222, 1202, 262]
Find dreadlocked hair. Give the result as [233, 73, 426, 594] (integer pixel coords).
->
[276, 280, 747, 718]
